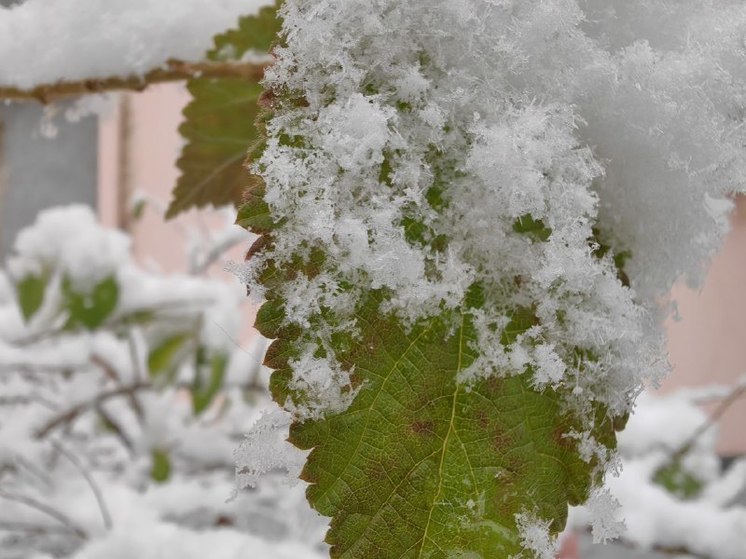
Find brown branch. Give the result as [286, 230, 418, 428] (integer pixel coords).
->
[34, 382, 153, 439]
[0, 59, 269, 104]
[91, 351, 144, 426]
[95, 404, 135, 454]
[671, 382, 746, 462]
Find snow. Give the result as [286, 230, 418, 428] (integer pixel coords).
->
[569, 390, 746, 559]
[515, 512, 558, 559]
[583, 488, 624, 545]
[606, 458, 746, 559]
[8, 205, 130, 291]
[0, 206, 326, 558]
[0, 0, 273, 90]
[234, 407, 306, 489]
[72, 522, 322, 559]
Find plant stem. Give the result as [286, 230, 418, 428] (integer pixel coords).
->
[671, 381, 746, 462]
[50, 439, 113, 531]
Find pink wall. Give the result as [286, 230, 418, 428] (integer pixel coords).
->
[98, 84, 257, 331]
[662, 196, 746, 455]
[98, 84, 746, 454]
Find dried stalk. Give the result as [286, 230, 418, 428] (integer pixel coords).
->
[50, 439, 112, 531]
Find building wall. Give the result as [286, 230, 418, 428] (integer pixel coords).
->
[0, 102, 98, 259]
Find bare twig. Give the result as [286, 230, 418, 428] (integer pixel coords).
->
[671, 381, 746, 462]
[92, 351, 144, 425]
[50, 440, 112, 531]
[95, 404, 135, 454]
[0, 59, 269, 104]
[35, 382, 152, 439]
[90, 354, 121, 384]
[0, 490, 87, 540]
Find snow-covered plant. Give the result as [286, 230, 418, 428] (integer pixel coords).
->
[234, 1, 746, 557]
[0, 205, 323, 558]
[3, 1, 746, 558]
[571, 387, 746, 559]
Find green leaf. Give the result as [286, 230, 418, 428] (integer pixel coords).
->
[62, 276, 119, 330]
[192, 352, 228, 415]
[261, 293, 617, 558]
[500, 306, 540, 346]
[150, 449, 172, 483]
[148, 334, 191, 378]
[15, 274, 47, 321]
[653, 461, 703, 500]
[236, 182, 275, 233]
[210, 3, 282, 60]
[166, 4, 281, 218]
[590, 228, 631, 287]
[513, 214, 552, 243]
[131, 198, 147, 221]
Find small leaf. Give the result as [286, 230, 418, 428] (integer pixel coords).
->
[148, 334, 191, 378]
[116, 309, 156, 327]
[236, 180, 275, 233]
[131, 198, 147, 221]
[150, 449, 172, 483]
[590, 228, 631, 287]
[62, 276, 119, 330]
[166, 4, 281, 218]
[653, 461, 703, 500]
[192, 352, 228, 415]
[513, 214, 552, 242]
[15, 274, 47, 321]
[500, 306, 540, 346]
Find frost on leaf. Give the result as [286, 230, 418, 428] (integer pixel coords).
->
[235, 407, 306, 489]
[236, 0, 746, 557]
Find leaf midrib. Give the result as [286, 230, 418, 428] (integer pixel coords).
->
[416, 314, 466, 559]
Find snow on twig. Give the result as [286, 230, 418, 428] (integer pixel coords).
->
[0, 60, 269, 104]
[49, 439, 113, 531]
[35, 382, 153, 439]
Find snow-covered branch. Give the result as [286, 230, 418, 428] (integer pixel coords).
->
[0, 59, 268, 104]
[0, 0, 272, 90]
